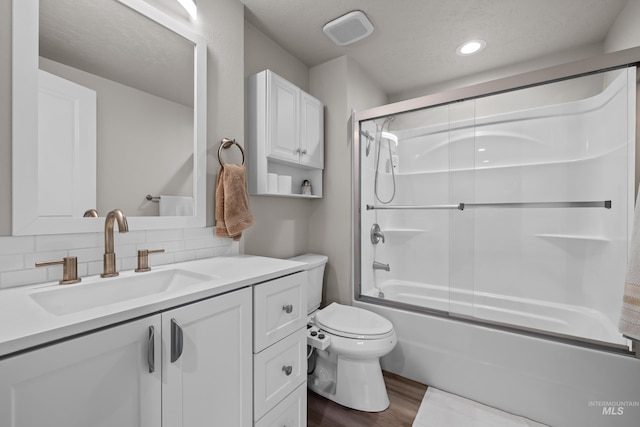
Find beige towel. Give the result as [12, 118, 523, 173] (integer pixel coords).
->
[215, 164, 254, 241]
[619, 193, 640, 341]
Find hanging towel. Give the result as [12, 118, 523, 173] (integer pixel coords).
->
[215, 164, 254, 241]
[619, 192, 640, 341]
[159, 195, 194, 216]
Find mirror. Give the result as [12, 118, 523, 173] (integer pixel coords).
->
[12, 0, 207, 235]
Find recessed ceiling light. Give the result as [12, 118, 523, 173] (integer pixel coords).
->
[456, 39, 486, 56]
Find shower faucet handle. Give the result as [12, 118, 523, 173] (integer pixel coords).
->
[371, 223, 385, 244]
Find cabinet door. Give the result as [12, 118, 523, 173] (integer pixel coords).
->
[299, 92, 324, 169]
[0, 316, 162, 427]
[163, 287, 252, 427]
[267, 72, 300, 164]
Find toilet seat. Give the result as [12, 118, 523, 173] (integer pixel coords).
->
[315, 303, 394, 340]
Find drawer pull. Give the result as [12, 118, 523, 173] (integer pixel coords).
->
[148, 325, 155, 373]
[282, 304, 293, 314]
[282, 365, 293, 376]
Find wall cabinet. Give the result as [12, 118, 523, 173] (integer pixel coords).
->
[0, 287, 252, 427]
[248, 70, 324, 198]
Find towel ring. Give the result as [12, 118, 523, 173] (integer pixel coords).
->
[218, 138, 245, 167]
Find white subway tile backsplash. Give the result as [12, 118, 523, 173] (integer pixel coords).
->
[0, 254, 25, 272]
[68, 247, 104, 263]
[183, 227, 215, 240]
[174, 250, 196, 263]
[36, 233, 100, 252]
[146, 229, 184, 243]
[195, 248, 216, 259]
[0, 227, 233, 289]
[0, 236, 35, 255]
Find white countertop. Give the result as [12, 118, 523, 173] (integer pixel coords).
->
[0, 255, 305, 357]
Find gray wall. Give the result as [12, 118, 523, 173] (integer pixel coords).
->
[1, 0, 11, 235]
[242, 22, 314, 259]
[308, 56, 388, 306]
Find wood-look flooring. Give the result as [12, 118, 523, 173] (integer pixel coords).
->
[307, 371, 428, 427]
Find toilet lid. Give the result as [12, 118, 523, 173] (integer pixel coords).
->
[315, 303, 394, 340]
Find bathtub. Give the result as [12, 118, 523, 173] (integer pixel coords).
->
[367, 279, 626, 346]
[354, 295, 640, 427]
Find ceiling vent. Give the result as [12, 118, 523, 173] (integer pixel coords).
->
[323, 11, 374, 46]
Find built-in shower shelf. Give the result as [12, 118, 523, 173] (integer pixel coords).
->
[534, 233, 610, 242]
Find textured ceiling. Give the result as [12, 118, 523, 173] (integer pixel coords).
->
[40, 0, 194, 107]
[242, 0, 630, 97]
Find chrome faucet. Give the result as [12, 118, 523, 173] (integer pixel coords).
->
[101, 209, 129, 278]
[370, 223, 385, 244]
[373, 261, 390, 271]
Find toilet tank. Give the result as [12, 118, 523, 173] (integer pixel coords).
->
[288, 253, 328, 314]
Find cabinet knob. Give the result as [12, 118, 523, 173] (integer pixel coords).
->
[282, 304, 293, 314]
[282, 365, 293, 376]
[35, 256, 81, 285]
[300, 149, 307, 155]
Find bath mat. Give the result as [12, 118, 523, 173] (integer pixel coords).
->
[412, 388, 548, 427]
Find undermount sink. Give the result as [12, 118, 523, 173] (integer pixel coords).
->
[30, 269, 216, 316]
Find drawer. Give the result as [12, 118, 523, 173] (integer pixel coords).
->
[254, 328, 306, 420]
[255, 382, 307, 427]
[254, 272, 307, 352]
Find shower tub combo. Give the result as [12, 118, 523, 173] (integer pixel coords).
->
[353, 53, 640, 427]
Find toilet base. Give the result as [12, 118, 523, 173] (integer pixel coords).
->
[308, 350, 390, 412]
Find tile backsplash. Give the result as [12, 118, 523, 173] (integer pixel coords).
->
[0, 227, 236, 289]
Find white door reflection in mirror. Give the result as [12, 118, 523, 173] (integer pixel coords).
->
[38, 70, 96, 218]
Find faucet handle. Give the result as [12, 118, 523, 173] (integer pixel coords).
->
[135, 249, 165, 272]
[35, 256, 81, 285]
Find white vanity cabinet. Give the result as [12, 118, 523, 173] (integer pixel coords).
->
[253, 272, 308, 427]
[248, 70, 324, 198]
[162, 286, 252, 427]
[0, 316, 162, 427]
[0, 287, 252, 427]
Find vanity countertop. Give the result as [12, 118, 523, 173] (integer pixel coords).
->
[0, 255, 305, 357]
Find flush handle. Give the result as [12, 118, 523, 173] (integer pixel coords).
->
[148, 326, 155, 373]
[282, 365, 293, 376]
[282, 304, 293, 314]
[170, 319, 184, 363]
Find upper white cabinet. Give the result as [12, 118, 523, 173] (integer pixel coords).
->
[248, 70, 324, 198]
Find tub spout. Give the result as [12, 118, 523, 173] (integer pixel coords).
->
[373, 261, 390, 271]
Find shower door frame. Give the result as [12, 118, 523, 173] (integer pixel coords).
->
[352, 46, 640, 355]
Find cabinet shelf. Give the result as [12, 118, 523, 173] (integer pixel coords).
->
[260, 192, 322, 199]
[247, 70, 324, 198]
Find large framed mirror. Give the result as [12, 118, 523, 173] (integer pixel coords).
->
[12, 0, 207, 235]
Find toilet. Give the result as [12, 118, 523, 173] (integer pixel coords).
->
[289, 253, 397, 412]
